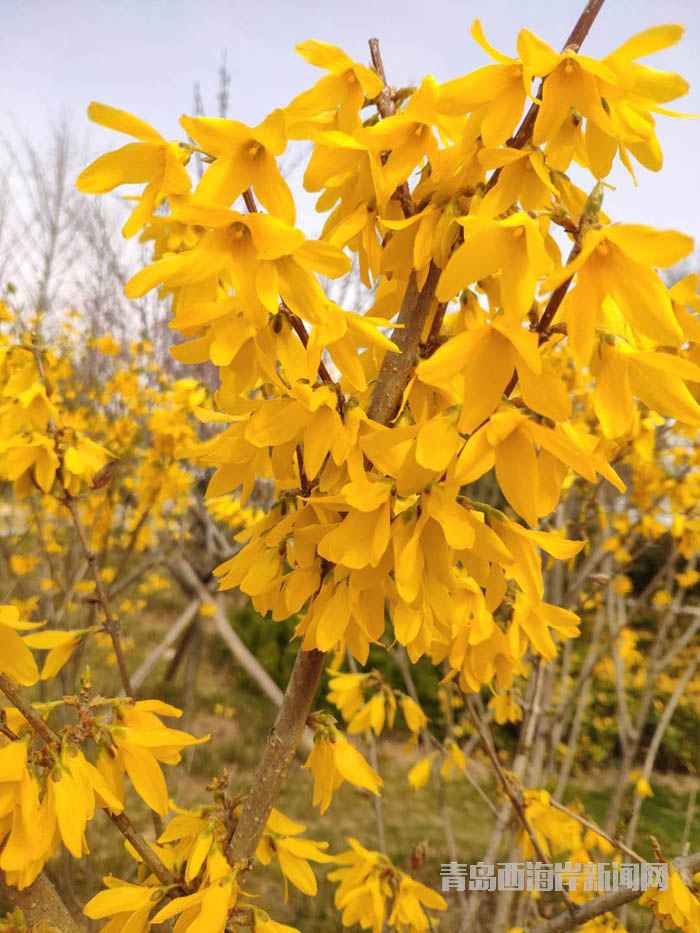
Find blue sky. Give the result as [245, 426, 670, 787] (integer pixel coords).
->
[2, 0, 700, 238]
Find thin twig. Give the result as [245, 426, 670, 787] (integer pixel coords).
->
[466, 697, 579, 918]
[548, 798, 646, 864]
[63, 494, 133, 697]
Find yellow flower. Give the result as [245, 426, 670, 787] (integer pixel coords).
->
[612, 574, 633, 596]
[489, 692, 523, 725]
[408, 755, 434, 790]
[389, 874, 448, 930]
[23, 628, 90, 680]
[327, 672, 367, 720]
[84, 878, 162, 929]
[598, 25, 691, 178]
[348, 692, 389, 736]
[47, 746, 124, 858]
[358, 76, 442, 204]
[439, 738, 467, 782]
[543, 223, 692, 366]
[286, 40, 384, 134]
[517, 28, 620, 149]
[330, 838, 446, 933]
[127, 204, 349, 334]
[95, 334, 121, 356]
[0, 605, 42, 686]
[9, 555, 39, 576]
[640, 867, 700, 932]
[651, 589, 671, 608]
[151, 846, 238, 932]
[252, 909, 301, 933]
[255, 808, 333, 900]
[436, 213, 553, 325]
[676, 570, 700, 588]
[108, 700, 209, 816]
[180, 109, 294, 223]
[439, 20, 528, 147]
[302, 728, 382, 814]
[400, 695, 428, 734]
[76, 102, 192, 237]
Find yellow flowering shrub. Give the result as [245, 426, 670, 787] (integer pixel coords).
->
[1, 4, 699, 932]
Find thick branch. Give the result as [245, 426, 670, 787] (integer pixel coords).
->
[368, 262, 441, 425]
[169, 559, 314, 755]
[0, 873, 81, 933]
[226, 648, 325, 863]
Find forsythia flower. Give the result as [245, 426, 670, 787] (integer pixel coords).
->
[652, 589, 672, 608]
[103, 700, 209, 816]
[400, 695, 428, 734]
[150, 847, 239, 931]
[489, 691, 523, 725]
[408, 755, 435, 790]
[83, 877, 165, 930]
[640, 868, 700, 932]
[0, 605, 41, 686]
[255, 807, 333, 900]
[8, 555, 38, 576]
[23, 627, 91, 679]
[286, 40, 384, 134]
[76, 102, 191, 236]
[612, 574, 633, 596]
[303, 720, 382, 814]
[181, 110, 294, 223]
[329, 838, 446, 933]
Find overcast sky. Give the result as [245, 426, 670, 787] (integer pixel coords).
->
[2, 0, 700, 240]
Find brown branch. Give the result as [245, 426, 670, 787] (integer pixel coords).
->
[226, 647, 326, 863]
[527, 850, 700, 933]
[368, 38, 414, 218]
[562, 0, 609, 50]
[242, 189, 257, 213]
[0, 674, 57, 744]
[0, 873, 81, 933]
[423, 301, 447, 357]
[296, 444, 310, 497]
[368, 39, 394, 118]
[536, 245, 581, 338]
[108, 811, 174, 886]
[368, 262, 441, 425]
